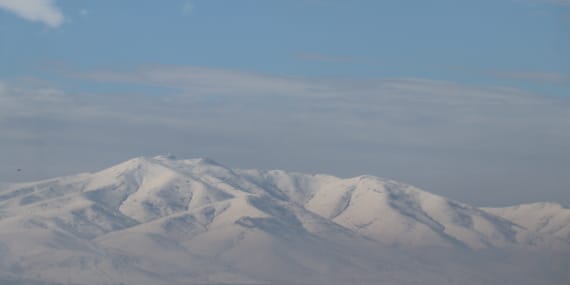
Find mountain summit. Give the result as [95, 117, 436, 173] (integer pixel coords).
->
[0, 156, 568, 285]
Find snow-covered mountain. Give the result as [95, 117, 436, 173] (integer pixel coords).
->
[0, 155, 568, 285]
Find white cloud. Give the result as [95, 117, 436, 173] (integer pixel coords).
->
[0, 0, 63, 27]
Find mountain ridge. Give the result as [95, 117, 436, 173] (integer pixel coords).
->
[0, 155, 568, 285]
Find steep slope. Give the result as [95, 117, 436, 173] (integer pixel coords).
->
[0, 155, 568, 285]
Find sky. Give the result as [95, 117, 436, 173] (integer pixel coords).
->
[0, 0, 569, 207]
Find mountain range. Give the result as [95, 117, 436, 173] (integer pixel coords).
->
[0, 155, 568, 285]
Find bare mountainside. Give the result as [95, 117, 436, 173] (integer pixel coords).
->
[0, 155, 568, 285]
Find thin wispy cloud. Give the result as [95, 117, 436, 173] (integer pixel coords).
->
[295, 52, 359, 63]
[77, 66, 549, 107]
[492, 70, 570, 84]
[542, 0, 570, 5]
[0, 0, 63, 28]
[294, 52, 382, 65]
[513, 0, 570, 6]
[79, 66, 337, 98]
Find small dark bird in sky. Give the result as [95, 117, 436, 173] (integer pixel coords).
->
[17, 169, 21, 172]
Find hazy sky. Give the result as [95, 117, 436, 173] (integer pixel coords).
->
[0, 0, 569, 206]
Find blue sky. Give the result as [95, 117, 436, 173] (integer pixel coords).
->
[0, 0, 569, 206]
[2, 0, 570, 88]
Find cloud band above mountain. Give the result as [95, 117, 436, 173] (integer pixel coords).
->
[1, 66, 569, 206]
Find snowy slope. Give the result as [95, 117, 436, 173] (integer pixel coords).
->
[484, 202, 570, 250]
[238, 170, 521, 249]
[0, 155, 568, 285]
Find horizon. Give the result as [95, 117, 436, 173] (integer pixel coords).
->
[3, 153, 569, 209]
